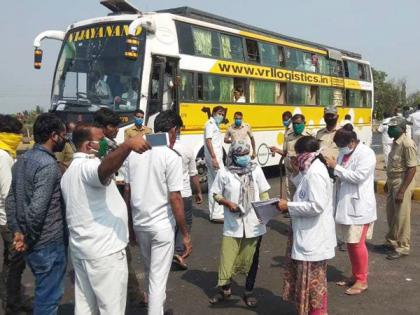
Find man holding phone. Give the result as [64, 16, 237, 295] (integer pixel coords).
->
[124, 110, 192, 315]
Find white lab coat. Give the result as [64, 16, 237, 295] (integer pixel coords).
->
[288, 159, 336, 262]
[334, 143, 377, 225]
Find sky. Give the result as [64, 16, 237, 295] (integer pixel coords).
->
[1, 0, 419, 114]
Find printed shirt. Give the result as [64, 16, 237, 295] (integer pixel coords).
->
[387, 133, 417, 178]
[225, 123, 253, 143]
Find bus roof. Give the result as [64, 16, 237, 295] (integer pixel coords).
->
[158, 6, 362, 60]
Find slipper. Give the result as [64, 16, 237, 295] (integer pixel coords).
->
[209, 290, 231, 304]
[243, 292, 258, 308]
[173, 255, 188, 270]
[345, 285, 368, 295]
[336, 279, 355, 287]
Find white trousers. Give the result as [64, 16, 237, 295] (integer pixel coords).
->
[72, 249, 128, 315]
[206, 157, 224, 220]
[136, 226, 174, 315]
[413, 134, 420, 164]
[382, 142, 393, 166]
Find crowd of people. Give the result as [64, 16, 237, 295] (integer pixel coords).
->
[0, 103, 417, 315]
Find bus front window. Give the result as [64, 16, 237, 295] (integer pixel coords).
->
[51, 22, 145, 112]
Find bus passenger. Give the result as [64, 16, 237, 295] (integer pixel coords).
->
[277, 136, 336, 315]
[233, 88, 246, 103]
[224, 112, 256, 159]
[122, 78, 140, 109]
[271, 114, 311, 201]
[204, 106, 225, 223]
[90, 71, 113, 104]
[210, 141, 270, 307]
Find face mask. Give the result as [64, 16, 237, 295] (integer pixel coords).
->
[234, 119, 242, 127]
[325, 117, 338, 127]
[214, 115, 224, 125]
[134, 117, 143, 127]
[53, 136, 67, 152]
[387, 126, 402, 139]
[234, 155, 251, 167]
[293, 123, 305, 135]
[283, 119, 291, 128]
[339, 146, 353, 155]
[98, 138, 109, 158]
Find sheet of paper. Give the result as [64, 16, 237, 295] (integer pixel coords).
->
[251, 198, 280, 225]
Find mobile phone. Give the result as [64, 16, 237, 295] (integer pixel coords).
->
[145, 133, 169, 147]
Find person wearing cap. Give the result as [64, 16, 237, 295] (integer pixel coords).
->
[383, 116, 417, 260]
[316, 106, 339, 158]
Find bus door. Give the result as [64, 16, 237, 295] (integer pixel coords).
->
[146, 55, 179, 125]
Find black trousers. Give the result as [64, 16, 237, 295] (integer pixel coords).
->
[1, 225, 26, 311]
[245, 235, 262, 291]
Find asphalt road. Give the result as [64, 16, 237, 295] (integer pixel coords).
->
[1, 166, 419, 315]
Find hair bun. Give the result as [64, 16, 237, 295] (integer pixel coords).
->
[342, 123, 354, 131]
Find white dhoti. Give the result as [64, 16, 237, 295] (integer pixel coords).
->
[136, 226, 175, 315]
[72, 249, 128, 315]
[206, 156, 224, 220]
[382, 142, 393, 166]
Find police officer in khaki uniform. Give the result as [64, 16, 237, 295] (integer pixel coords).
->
[124, 109, 152, 141]
[271, 113, 311, 200]
[224, 112, 256, 159]
[384, 116, 417, 260]
[316, 106, 339, 158]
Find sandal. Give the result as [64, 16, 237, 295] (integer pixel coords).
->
[243, 292, 258, 308]
[209, 289, 231, 304]
[173, 254, 188, 270]
[336, 278, 355, 287]
[345, 284, 368, 295]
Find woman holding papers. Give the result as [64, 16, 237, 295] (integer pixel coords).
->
[209, 141, 270, 307]
[277, 136, 336, 315]
[325, 124, 376, 295]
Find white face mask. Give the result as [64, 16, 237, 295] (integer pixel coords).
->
[339, 146, 353, 155]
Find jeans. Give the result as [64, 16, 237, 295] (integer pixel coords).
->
[175, 197, 193, 255]
[25, 242, 67, 315]
[0, 225, 26, 312]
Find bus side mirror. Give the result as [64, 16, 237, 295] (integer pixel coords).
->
[125, 35, 139, 60]
[34, 48, 43, 69]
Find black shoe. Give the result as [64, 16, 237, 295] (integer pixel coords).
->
[386, 251, 407, 260]
[374, 244, 394, 253]
[338, 242, 347, 252]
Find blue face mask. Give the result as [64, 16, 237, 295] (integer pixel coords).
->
[214, 115, 224, 125]
[234, 119, 242, 127]
[134, 117, 143, 127]
[283, 119, 291, 128]
[234, 155, 251, 167]
[339, 146, 353, 155]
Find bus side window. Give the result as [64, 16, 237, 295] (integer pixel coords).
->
[180, 71, 194, 101]
[246, 39, 260, 63]
[329, 60, 344, 77]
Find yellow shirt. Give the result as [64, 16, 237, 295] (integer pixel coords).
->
[316, 127, 339, 158]
[124, 125, 152, 141]
[387, 133, 417, 179]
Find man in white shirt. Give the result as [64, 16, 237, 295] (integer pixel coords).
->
[204, 106, 226, 223]
[125, 110, 192, 315]
[172, 138, 203, 269]
[61, 123, 151, 315]
[377, 112, 394, 167]
[407, 104, 420, 163]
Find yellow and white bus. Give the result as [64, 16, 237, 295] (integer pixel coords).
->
[34, 1, 373, 170]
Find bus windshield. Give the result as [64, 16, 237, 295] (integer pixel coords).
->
[51, 22, 145, 112]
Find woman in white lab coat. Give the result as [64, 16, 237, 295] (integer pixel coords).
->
[277, 136, 336, 315]
[325, 124, 377, 295]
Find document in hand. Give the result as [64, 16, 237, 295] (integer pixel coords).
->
[251, 198, 280, 225]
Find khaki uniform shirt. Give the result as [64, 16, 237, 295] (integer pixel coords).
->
[283, 129, 312, 172]
[387, 133, 417, 179]
[56, 142, 76, 168]
[225, 123, 253, 143]
[124, 125, 152, 141]
[316, 127, 339, 158]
